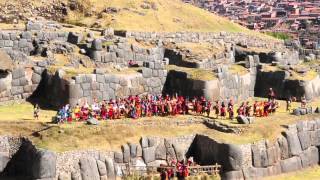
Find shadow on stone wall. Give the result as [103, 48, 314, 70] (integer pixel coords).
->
[27, 69, 70, 110]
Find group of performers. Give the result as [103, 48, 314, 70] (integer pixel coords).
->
[54, 94, 212, 123]
[160, 159, 194, 180]
[54, 91, 280, 123]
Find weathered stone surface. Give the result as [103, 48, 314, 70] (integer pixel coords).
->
[97, 160, 107, 176]
[237, 115, 249, 124]
[32, 149, 57, 179]
[0, 154, 9, 172]
[142, 146, 156, 163]
[122, 144, 130, 163]
[136, 144, 143, 157]
[92, 39, 103, 51]
[141, 137, 149, 148]
[173, 143, 184, 161]
[155, 143, 166, 160]
[251, 144, 262, 167]
[58, 172, 71, 180]
[298, 131, 311, 150]
[219, 144, 243, 171]
[129, 143, 137, 158]
[280, 156, 302, 173]
[222, 170, 244, 180]
[284, 130, 302, 156]
[277, 135, 289, 160]
[114, 152, 123, 163]
[79, 157, 100, 180]
[105, 158, 115, 179]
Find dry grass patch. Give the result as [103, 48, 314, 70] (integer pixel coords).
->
[0, 99, 320, 152]
[175, 42, 225, 59]
[166, 65, 217, 81]
[229, 64, 249, 76]
[263, 166, 320, 180]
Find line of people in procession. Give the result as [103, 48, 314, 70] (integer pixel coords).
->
[53, 89, 280, 123]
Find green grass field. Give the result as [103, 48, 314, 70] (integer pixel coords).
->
[0, 98, 319, 152]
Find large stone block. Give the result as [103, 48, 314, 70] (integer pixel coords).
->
[12, 68, 25, 79]
[155, 143, 166, 160]
[277, 135, 289, 160]
[142, 146, 156, 163]
[92, 39, 103, 51]
[129, 143, 137, 158]
[96, 160, 107, 176]
[105, 158, 115, 179]
[114, 152, 123, 163]
[298, 131, 311, 150]
[218, 144, 243, 171]
[280, 156, 302, 173]
[79, 157, 100, 180]
[284, 130, 302, 156]
[122, 144, 130, 163]
[222, 170, 244, 180]
[32, 73, 42, 84]
[32, 150, 57, 179]
[0, 154, 9, 172]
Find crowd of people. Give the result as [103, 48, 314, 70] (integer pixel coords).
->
[52, 88, 281, 123]
[54, 94, 213, 123]
[159, 159, 194, 180]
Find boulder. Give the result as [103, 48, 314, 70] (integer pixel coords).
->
[87, 118, 99, 125]
[292, 108, 301, 116]
[96, 160, 107, 176]
[236, 115, 249, 124]
[79, 157, 100, 180]
[142, 146, 156, 163]
[280, 156, 302, 173]
[284, 130, 302, 156]
[32, 149, 57, 179]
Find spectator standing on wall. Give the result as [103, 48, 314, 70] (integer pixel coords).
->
[34, 104, 40, 120]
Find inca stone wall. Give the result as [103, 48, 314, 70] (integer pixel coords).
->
[0, 67, 43, 103]
[67, 63, 167, 107]
[55, 135, 196, 180]
[122, 31, 285, 50]
[217, 120, 320, 180]
[255, 70, 320, 101]
[163, 55, 258, 102]
[1, 120, 320, 179]
[89, 38, 165, 67]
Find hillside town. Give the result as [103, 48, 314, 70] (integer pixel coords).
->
[183, 0, 320, 49]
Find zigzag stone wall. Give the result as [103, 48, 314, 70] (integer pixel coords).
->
[1, 120, 320, 180]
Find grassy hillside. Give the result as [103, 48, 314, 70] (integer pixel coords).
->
[65, 0, 249, 32]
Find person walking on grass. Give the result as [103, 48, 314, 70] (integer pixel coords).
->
[34, 104, 40, 120]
